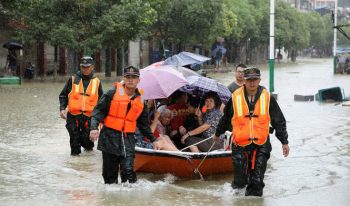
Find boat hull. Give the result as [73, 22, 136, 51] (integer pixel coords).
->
[134, 147, 233, 178]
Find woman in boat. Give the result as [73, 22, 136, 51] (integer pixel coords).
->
[135, 102, 178, 151]
[180, 92, 223, 152]
[154, 108, 179, 151]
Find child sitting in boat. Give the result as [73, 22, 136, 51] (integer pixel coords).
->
[180, 92, 224, 152]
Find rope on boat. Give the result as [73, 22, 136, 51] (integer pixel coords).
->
[180, 136, 213, 152]
[193, 141, 216, 180]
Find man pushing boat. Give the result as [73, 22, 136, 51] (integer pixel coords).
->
[89, 66, 160, 184]
[214, 67, 290, 196]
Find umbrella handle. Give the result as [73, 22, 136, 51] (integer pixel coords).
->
[196, 97, 203, 112]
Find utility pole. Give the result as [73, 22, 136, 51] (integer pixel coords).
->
[269, 0, 275, 92]
[333, 0, 338, 74]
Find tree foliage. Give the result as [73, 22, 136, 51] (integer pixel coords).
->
[2, 0, 340, 62]
[149, 0, 236, 50]
[276, 2, 309, 51]
[225, 0, 256, 42]
[15, 0, 156, 54]
[304, 12, 330, 51]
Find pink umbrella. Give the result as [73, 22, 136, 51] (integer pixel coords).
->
[144, 64, 200, 78]
[138, 67, 188, 100]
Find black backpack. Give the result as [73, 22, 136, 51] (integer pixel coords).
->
[216, 48, 223, 59]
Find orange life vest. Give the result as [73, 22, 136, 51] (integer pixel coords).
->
[68, 76, 100, 117]
[231, 87, 270, 147]
[103, 83, 144, 133]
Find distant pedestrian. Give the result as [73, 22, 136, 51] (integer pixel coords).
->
[214, 46, 224, 71]
[6, 50, 17, 76]
[277, 51, 283, 63]
[211, 41, 218, 65]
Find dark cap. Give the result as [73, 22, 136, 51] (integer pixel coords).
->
[244, 67, 261, 79]
[80, 56, 94, 67]
[123, 66, 140, 77]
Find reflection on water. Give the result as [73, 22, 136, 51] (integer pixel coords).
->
[0, 58, 349, 206]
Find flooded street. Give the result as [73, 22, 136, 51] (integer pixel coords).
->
[0, 58, 349, 206]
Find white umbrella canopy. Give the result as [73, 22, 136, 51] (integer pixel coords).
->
[163, 51, 211, 67]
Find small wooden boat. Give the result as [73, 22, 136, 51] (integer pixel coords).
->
[134, 147, 233, 178]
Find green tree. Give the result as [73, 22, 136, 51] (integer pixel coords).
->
[274, 1, 309, 61]
[19, 0, 156, 54]
[275, 3, 293, 52]
[97, 0, 156, 48]
[0, 0, 33, 31]
[149, 0, 235, 52]
[248, 0, 271, 64]
[12, 0, 156, 76]
[225, 0, 256, 42]
[303, 11, 333, 56]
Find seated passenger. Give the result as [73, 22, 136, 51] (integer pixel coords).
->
[135, 99, 157, 149]
[180, 92, 223, 152]
[154, 108, 178, 151]
[135, 105, 178, 151]
[178, 96, 201, 137]
[167, 91, 189, 149]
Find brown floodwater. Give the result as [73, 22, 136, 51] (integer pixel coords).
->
[0, 58, 349, 206]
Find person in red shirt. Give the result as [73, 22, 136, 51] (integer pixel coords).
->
[167, 91, 189, 149]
